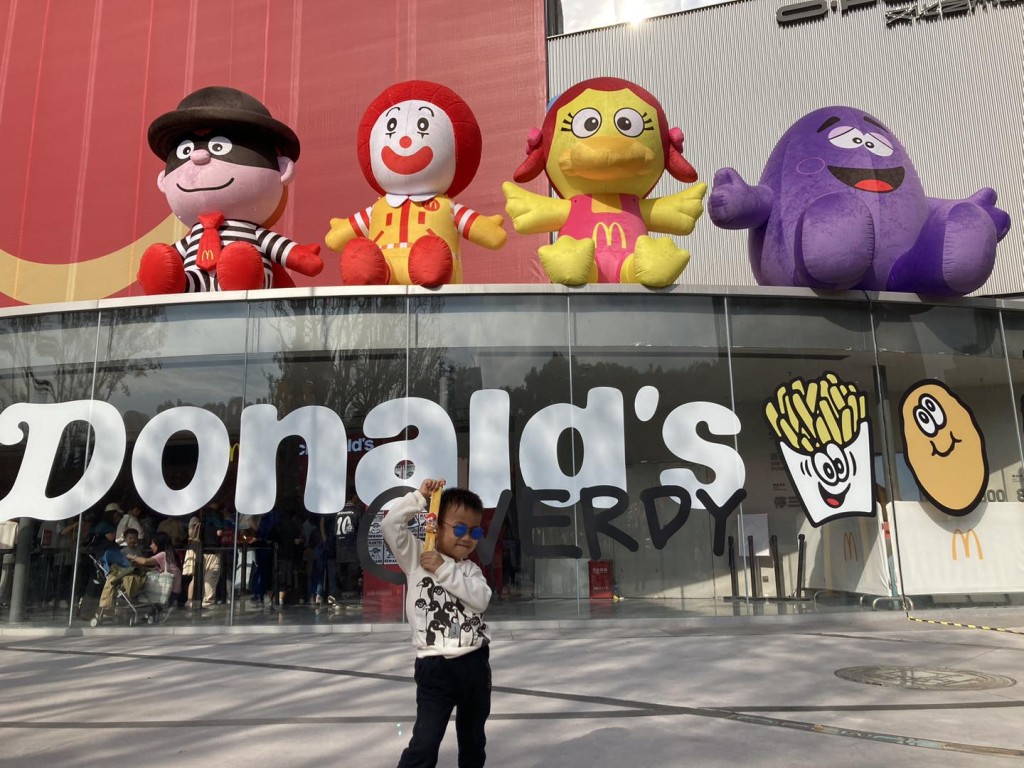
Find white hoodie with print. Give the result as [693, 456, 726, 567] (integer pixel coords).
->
[382, 490, 491, 659]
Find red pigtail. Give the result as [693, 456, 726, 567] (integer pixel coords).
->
[666, 127, 698, 182]
[513, 128, 547, 183]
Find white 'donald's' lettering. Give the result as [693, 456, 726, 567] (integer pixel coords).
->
[660, 401, 745, 510]
[469, 389, 511, 508]
[354, 397, 458, 510]
[237, 405, 349, 516]
[0, 400, 126, 521]
[0, 388, 750, 522]
[519, 387, 627, 508]
[133, 406, 230, 516]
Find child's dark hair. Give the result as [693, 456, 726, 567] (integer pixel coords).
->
[438, 487, 484, 525]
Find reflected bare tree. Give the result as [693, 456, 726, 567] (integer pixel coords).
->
[0, 307, 167, 494]
[505, 353, 728, 466]
[258, 297, 445, 422]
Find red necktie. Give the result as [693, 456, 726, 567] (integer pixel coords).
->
[196, 212, 225, 271]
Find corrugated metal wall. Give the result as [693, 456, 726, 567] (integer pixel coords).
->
[547, 3, 1024, 294]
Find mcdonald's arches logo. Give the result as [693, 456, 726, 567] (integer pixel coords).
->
[229, 442, 240, 463]
[952, 528, 983, 560]
[592, 222, 627, 249]
[842, 531, 859, 562]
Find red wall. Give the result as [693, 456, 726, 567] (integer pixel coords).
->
[0, 0, 550, 306]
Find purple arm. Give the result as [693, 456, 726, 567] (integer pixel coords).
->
[708, 168, 774, 230]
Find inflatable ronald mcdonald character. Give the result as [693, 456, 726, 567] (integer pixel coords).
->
[502, 77, 707, 287]
[325, 81, 507, 286]
[708, 106, 1011, 296]
[138, 86, 323, 294]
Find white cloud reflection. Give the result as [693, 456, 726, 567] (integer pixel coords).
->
[558, 0, 744, 35]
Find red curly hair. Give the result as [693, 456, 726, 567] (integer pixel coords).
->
[357, 80, 482, 198]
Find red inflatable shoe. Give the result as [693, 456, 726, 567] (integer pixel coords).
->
[138, 244, 186, 295]
[408, 235, 453, 287]
[342, 238, 390, 285]
[217, 242, 266, 291]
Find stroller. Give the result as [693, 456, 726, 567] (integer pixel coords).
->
[87, 552, 174, 627]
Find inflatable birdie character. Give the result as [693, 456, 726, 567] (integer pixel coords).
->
[325, 80, 507, 286]
[708, 106, 1011, 295]
[139, 86, 323, 294]
[502, 77, 707, 287]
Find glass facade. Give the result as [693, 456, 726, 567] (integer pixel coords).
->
[546, 0, 747, 37]
[1, 287, 1022, 630]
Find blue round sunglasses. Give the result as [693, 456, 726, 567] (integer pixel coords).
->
[443, 521, 485, 540]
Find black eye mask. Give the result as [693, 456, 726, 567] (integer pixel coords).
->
[164, 129, 280, 174]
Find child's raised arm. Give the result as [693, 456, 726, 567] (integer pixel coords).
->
[381, 488, 427, 574]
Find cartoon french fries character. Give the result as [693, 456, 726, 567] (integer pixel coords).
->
[765, 372, 875, 526]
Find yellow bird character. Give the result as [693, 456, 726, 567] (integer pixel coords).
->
[502, 77, 707, 287]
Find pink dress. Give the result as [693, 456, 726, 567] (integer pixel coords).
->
[153, 551, 182, 594]
[559, 194, 648, 283]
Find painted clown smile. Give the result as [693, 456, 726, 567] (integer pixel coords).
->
[818, 483, 850, 509]
[176, 178, 234, 193]
[827, 165, 905, 193]
[930, 433, 961, 457]
[382, 145, 434, 175]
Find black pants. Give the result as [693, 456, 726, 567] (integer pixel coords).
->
[398, 645, 491, 768]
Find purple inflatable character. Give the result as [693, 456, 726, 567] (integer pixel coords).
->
[709, 107, 1011, 295]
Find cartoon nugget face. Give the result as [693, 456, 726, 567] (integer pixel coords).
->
[357, 81, 481, 199]
[899, 380, 987, 515]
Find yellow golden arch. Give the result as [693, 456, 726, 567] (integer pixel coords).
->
[951, 528, 983, 560]
[0, 215, 183, 304]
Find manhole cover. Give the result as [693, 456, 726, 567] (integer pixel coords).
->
[836, 666, 1016, 691]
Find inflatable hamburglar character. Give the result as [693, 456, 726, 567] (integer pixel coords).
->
[708, 106, 1011, 296]
[502, 77, 707, 287]
[139, 86, 323, 294]
[325, 80, 507, 286]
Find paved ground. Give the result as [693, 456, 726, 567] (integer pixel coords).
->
[1, 612, 1023, 767]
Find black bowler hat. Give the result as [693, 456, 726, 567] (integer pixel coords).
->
[148, 85, 301, 161]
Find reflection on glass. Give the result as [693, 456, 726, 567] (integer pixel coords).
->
[874, 303, 1023, 614]
[411, 295, 572, 614]
[728, 297, 882, 611]
[1, 292, 1023, 629]
[0, 312, 101, 622]
[550, 0, 744, 36]
[569, 295, 731, 607]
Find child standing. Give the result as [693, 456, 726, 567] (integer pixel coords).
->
[382, 478, 493, 768]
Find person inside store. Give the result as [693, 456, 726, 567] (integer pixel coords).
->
[116, 500, 154, 546]
[334, 491, 363, 605]
[87, 505, 121, 550]
[156, 513, 186, 549]
[98, 527, 143, 573]
[94, 528, 147, 620]
[182, 508, 223, 608]
[205, 499, 235, 603]
[32, 519, 74, 608]
[304, 512, 331, 606]
[259, 505, 305, 607]
[127, 531, 182, 605]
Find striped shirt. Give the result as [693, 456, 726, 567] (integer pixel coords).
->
[173, 219, 298, 292]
